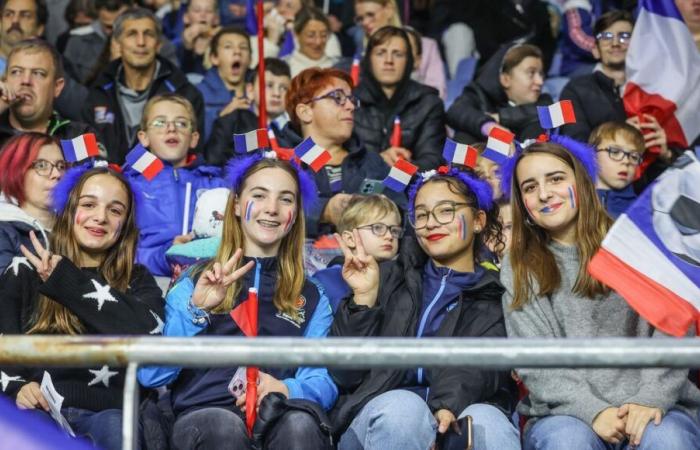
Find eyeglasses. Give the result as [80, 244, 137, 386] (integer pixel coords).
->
[410, 201, 473, 230]
[30, 159, 69, 177]
[147, 117, 193, 132]
[354, 11, 376, 24]
[597, 146, 643, 165]
[356, 223, 404, 239]
[595, 31, 632, 45]
[309, 89, 360, 108]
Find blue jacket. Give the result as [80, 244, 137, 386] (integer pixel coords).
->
[313, 257, 350, 313]
[196, 68, 236, 142]
[597, 185, 637, 219]
[560, 1, 605, 76]
[138, 256, 338, 414]
[124, 158, 225, 277]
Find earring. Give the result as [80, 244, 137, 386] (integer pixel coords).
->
[474, 227, 481, 233]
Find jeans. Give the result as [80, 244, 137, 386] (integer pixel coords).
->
[525, 409, 700, 450]
[64, 407, 124, 450]
[171, 406, 329, 450]
[339, 390, 520, 450]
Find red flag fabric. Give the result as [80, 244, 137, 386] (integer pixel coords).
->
[390, 116, 401, 147]
[230, 288, 259, 435]
[256, 0, 267, 128]
[350, 56, 360, 86]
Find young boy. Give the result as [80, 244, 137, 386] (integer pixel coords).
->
[589, 121, 645, 219]
[314, 194, 402, 312]
[124, 93, 225, 278]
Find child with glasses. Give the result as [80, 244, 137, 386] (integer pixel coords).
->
[314, 194, 401, 312]
[124, 94, 226, 277]
[589, 121, 645, 219]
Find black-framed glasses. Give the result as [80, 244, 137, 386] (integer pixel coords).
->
[595, 31, 632, 45]
[410, 201, 473, 230]
[597, 146, 643, 165]
[309, 89, 360, 108]
[356, 223, 404, 239]
[147, 117, 193, 132]
[30, 159, 69, 177]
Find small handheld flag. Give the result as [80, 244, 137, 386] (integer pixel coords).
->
[390, 116, 402, 147]
[267, 127, 280, 151]
[482, 128, 515, 164]
[124, 143, 164, 181]
[60, 133, 99, 163]
[230, 287, 259, 435]
[350, 56, 361, 86]
[234, 129, 270, 153]
[537, 100, 576, 129]
[294, 137, 332, 172]
[383, 157, 418, 192]
[443, 138, 478, 168]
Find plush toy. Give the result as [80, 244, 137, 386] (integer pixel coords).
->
[191, 187, 230, 238]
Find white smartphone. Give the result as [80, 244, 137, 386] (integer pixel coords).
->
[227, 366, 247, 399]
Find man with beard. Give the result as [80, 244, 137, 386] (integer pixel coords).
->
[559, 11, 634, 142]
[0, 0, 46, 75]
[0, 39, 92, 145]
[82, 7, 204, 163]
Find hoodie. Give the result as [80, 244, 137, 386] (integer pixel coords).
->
[0, 194, 50, 273]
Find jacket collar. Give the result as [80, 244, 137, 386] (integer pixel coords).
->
[95, 56, 184, 91]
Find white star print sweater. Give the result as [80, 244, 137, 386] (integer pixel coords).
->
[0, 257, 164, 411]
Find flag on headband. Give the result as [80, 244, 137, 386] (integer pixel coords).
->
[443, 138, 478, 168]
[588, 149, 700, 337]
[383, 157, 418, 192]
[125, 143, 164, 181]
[294, 137, 331, 172]
[230, 288, 259, 435]
[390, 116, 402, 147]
[61, 133, 99, 163]
[482, 128, 515, 164]
[267, 127, 280, 150]
[350, 55, 361, 86]
[537, 100, 576, 129]
[234, 129, 270, 153]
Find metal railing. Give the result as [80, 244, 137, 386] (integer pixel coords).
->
[1, 336, 699, 450]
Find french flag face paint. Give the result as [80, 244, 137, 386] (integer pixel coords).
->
[458, 214, 467, 240]
[568, 185, 577, 210]
[244, 200, 254, 222]
[283, 211, 294, 234]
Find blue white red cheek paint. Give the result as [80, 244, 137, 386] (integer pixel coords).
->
[284, 211, 294, 233]
[458, 214, 467, 240]
[244, 200, 254, 222]
[568, 186, 577, 210]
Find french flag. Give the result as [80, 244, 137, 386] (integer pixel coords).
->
[294, 137, 331, 172]
[443, 138, 478, 168]
[60, 133, 99, 163]
[350, 55, 361, 86]
[537, 100, 576, 129]
[482, 128, 515, 164]
[624, 0, 700, 150]
[588, 149, 700, 337]
[125, 143, 164, 181]
[390, 116, 402, 147]
[383, 157, 418, 192]
[234, 129, 270, 153]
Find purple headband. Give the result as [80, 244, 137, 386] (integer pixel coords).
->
[407, 165, 494, 221]
[225, 152, 318, 215]
[499, 133, 598, 199]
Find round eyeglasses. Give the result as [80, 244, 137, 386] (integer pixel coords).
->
[147, 117, 193, 132]
[356, 223, 404, 239]
[410, 201, 473, 230]
[30, 159, 69, 177]
[597, 146, 642, 165]
[595, 31, 632, 45]
[309, 89, 360, 108]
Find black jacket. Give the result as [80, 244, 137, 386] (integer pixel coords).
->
[329, 238, 517, 436]
[0, 110, 93, 148]
[353, 73, 446, 171]
[559, 71, 626, 142]
[204, 109, 260, 166]
[446, 47, 553, 144]
[81, 56, 205, 163]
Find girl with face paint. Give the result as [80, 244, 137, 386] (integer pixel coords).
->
[138, 156, 338, 450]
[501, 140, 700, 450]
[0, 166, 164, 450]
[331, 166, 520, 450]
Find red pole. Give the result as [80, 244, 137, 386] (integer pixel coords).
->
[257, 0, 267, 128]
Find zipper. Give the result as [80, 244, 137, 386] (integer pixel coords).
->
[416, 271, 450, 384]
[253, 259, 261, 292]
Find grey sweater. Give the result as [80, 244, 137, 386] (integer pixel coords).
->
[501, 241, 700, 426]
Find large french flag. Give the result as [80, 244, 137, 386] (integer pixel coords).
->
[588, 149, 700, 337]
[623, 0, 700, 148]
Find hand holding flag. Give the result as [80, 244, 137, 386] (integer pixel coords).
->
[231, 287, 259, 435]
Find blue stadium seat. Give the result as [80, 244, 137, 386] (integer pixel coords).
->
[543, 76, 570, 102]
[446, 56, 479, 109]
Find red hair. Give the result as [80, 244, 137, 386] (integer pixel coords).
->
[0, 133, 59, 204]
[285, 67, 354, 128]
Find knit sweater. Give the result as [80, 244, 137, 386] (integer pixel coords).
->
[501, 241, 700, 426]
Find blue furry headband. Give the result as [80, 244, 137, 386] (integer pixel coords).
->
[499, 133, 598, 199]
[225, 151, 318, 215]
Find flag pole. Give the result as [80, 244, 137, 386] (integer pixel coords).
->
[257, 0, 267, 128]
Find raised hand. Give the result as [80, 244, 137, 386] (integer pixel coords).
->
[192, 248, 256, 311]
[334, 230, 380, 307]
[20, 230, 62, 282]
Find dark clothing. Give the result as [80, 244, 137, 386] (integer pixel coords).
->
[353, 79, 445, 170]
[82, 56, 205, 163]
[0, 110, 94, 148]
[559, 71, 626, 141]
[329, 237, 517, 436]
[0, 258, 164, 410]
[0, 197, 50, 274]
[276, 124, 405, 237]
[597, 185, 637, 219]
[204, 109, 260, 166]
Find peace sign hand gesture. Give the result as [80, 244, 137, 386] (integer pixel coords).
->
[192, 248, 256, 311]
[334, 230, 380, 308]
[20, 231, 62, 282]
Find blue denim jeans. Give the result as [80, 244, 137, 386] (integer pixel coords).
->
[339, 390, 520, 450]
[524, 409, 700, 450]
[63, 407, 124, 450]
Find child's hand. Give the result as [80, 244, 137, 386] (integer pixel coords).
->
[192, 249, 255, 311]
[173, 232, 195, 245]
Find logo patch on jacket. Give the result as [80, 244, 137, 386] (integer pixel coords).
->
[276, 295, 306, 328]
[94, 106, 115, 124]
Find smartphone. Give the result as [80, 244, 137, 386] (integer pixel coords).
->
[359, 178, 385, 195]
[227, 366, 246, 399]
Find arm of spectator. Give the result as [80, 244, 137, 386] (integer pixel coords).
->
[411, 95, 447, 170]
[558, 83, 594, 141]
[136, 237, 174, 277]
[564, 7, 596, 55]
[446, 85, 496, 139]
